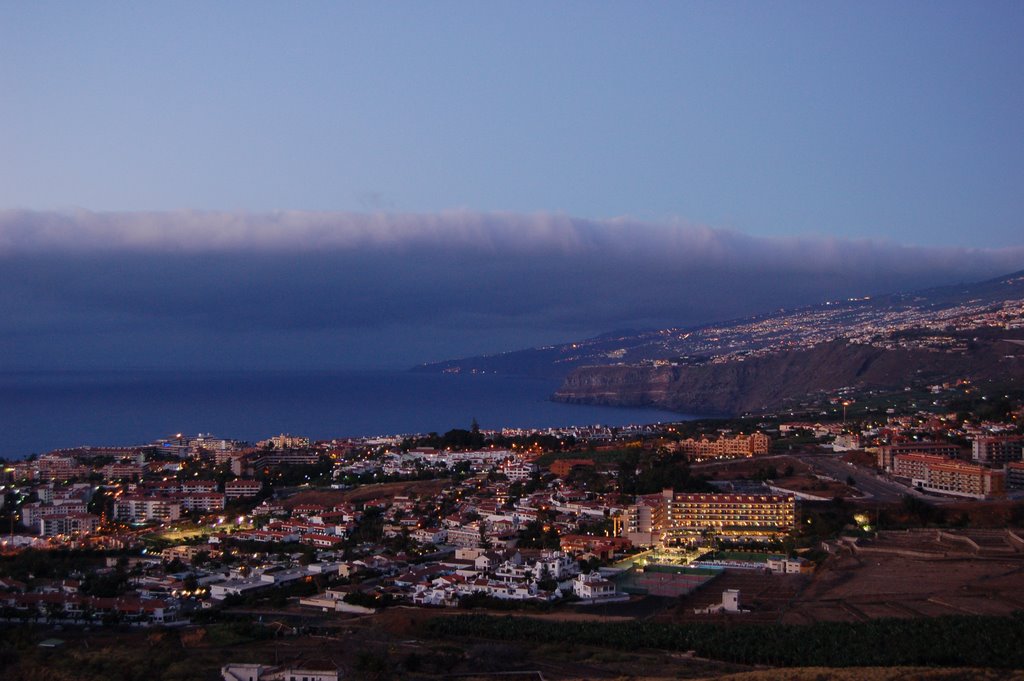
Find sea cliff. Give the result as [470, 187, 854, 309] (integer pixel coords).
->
[553, 338, 1024, 415]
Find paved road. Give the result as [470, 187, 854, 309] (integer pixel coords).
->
[690, 453, 794, 470]
[794, 452, 913, 504]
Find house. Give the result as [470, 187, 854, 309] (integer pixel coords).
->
[695, 588, 748, 614]
[473, 551, 503, 572]
[572, 572, 616, 600]
[411, 527, 448, 545]
[766, 554, 814, 574]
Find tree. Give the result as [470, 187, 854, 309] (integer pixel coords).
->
[164, 557, 186, 573]
[542, 527, 561, 550]
[88, 488, 114, 518]
[566, 465, 607, 492]
[45, 601, 64, 624]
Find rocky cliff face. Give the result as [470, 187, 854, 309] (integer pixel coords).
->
[553, 338, 1024, 415]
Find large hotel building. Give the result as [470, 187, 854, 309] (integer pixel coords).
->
[892, 453, 1005, 499]
[876, 442, 964, 471]
[972, 435, 1024, 466]
[674, 432, 771, 461]
[618, 489, 796, 546]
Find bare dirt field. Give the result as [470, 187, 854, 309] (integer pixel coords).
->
[653, 570, 807, 625]
[782, 530, 1024, 624]
[649, 529, 1024, 626]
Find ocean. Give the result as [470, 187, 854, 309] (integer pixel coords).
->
[0, 369, 691, 458]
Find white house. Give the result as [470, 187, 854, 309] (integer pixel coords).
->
[572, 572, 616, 600]
[695, 588, 748, 614]
[766, 554, 812, 574]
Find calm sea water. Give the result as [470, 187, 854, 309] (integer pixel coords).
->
[0, 370, 690, 459]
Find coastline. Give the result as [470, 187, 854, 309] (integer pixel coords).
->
[0, 369, 691, 459]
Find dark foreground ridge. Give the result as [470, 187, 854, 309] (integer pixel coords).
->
[425, 612, 1024, 668]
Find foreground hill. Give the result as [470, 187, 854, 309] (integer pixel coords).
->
[695, 669, 1024, 681]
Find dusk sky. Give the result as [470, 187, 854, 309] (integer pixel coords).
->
[1, 3, 1022, 371]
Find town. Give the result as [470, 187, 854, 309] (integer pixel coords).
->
[426, 272, 1024, 375]
[2, 377, 1022, 648]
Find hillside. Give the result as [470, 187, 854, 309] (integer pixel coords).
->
[553, 334, 1024, 416]
[416, 268, 1024, 415]
[415, 269, 1024, 380]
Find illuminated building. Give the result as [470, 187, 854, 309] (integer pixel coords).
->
[225, 479, 263, 499]
[619, 489, 795, 546]
[1006, 461, 1024, 489]
[877, 442, 963, 471]
[972, 435, 1024, 466]
[893, 453, 1004, 499]
[38, 513, 101, 537]
[114, 496, 182, 523]
[675, 432, 770, 460]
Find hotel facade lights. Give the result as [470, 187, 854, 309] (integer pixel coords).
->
[620, 489, 795, 546]
[893, 453, 1005, 499]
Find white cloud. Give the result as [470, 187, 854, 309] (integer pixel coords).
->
[1, 209, 1022, 369]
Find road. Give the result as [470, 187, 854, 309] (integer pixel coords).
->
[795, 451, 914, 504]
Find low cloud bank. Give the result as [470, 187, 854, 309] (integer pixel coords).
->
[1, 209, 1022, 270]
[1, 210, 1021, 369]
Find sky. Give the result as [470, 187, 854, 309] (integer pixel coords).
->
[1, 3, 1022, 371]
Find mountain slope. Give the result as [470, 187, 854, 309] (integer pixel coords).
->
[416, 269, 1024, 380]
[553, 335, 1024, 415]
[418, 268, 1024, 415]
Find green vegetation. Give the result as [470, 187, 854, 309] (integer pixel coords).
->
[406, 426, 576, 453]
[256, 455, 333, 487]
[342, 590, 395, 608]
[0, 622, 276, 681]
[515, 519, 561, 549]
[533, 448, 632, 467]
[219, 576, 322, 608]
[0, 548, 111, 581]
[948, 385, 1024, 423]
[617, 449, 713, 495]
[425, 613, 1024, 668]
